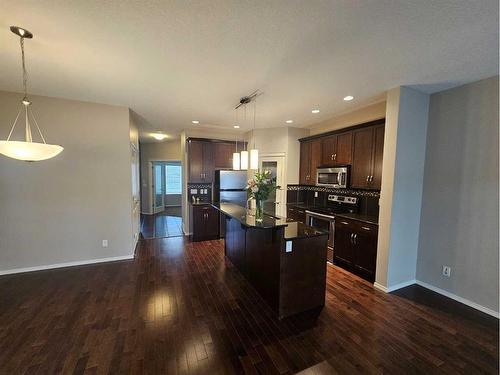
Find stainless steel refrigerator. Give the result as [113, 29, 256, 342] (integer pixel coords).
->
[214, 170, 248, 238]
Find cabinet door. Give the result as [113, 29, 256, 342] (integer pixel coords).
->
[205, 207, 220, 237]
[215, 142, 234, 169]
[299, 141, 311, 185]
[310, 139, 322, 185]
[202, 142, 215, 182]
[335, 132, 353, 165]
[321, 135, 337, 165]
[192, 207, 206, 240]
[353, 226, 378, 282]
[370, 125, 384, 189]
[333, 221, 354, 266]
[351, 127, 373, 189]
[188, 140, 204, 183]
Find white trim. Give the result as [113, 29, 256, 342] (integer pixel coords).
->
[415, 280, 499, 319]
[374, 280, 416, 293]
[0, 255, 135, 276]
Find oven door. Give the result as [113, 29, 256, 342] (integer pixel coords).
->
[305, 211, 334, 249]
[316, 168, 347, 188]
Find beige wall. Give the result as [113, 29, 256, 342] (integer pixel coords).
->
[416, 76, 499, 313]
[308, 101, 386, 135]
[0, 91, 135, 273]
[139, 140, 182, 213]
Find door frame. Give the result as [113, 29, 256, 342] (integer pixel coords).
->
[148, 159, 182, 214]
[258, 152, 287, 217]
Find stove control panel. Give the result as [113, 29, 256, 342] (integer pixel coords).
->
[328, 195, 357, 204]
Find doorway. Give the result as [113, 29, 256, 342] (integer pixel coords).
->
[141, 160, 183, 238]
[259, 154, 286, 217]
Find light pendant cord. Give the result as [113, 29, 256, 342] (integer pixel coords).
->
[20, 36, 28, 100]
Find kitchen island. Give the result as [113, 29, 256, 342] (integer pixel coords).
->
[213, 203, 328, 319]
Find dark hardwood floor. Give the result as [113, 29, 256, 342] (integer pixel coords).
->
[0, 237, 497, 374]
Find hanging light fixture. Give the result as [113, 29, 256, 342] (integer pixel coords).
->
[239, 106, 248, 170]
[0, 26, 63, 162]
[232, 138, 241, 170]
[249, 97, 259, 170]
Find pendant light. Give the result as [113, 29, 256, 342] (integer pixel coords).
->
[0, 26, 64, 162]
[249, 98, 259, 170]
[239, 106, 248, 170]
[232, 138, 241, 170]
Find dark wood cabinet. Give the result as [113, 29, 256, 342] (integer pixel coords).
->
[351, 125, 385, 189]
[299, 139, 321, 185]
[321, 132, 352, 165]
[188, 140, 215, 183]
[334, 218, 378, 282]
[214, 142, 235, 169]
[190, 204, 219, 241]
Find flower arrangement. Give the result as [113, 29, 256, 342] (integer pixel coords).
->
[246, 170, 279, 221]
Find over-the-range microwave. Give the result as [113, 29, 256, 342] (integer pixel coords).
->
[316, 166, 349, 188]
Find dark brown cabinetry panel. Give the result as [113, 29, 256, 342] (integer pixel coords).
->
[214, 142, 234, 169]
[286, 206, 306, 223]
[188, 140, 204, 183]
[351, 127, 374, 189]
[190, 204, 219, 241]
[371, 125, 385, 189]
[321, 132, 352, 165]
[310, 139, 322, 182]
[334, 218, 378, 282]
[299, 141, 312, 184]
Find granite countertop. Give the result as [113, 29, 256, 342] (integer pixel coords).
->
[212, 202, 289, 229]
[283, 221, 328, 240]
[335, 213, 379, 225]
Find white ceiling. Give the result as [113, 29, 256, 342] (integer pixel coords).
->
[1, 1, 498, 139]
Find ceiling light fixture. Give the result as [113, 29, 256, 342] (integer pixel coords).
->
[234, 91, 261, 170]
[0, 26, 64, 162]
[233, 125, 240, 129]
[192, 120, 199, 124]
[152, 133, 168, 140]
[311, 109, 320, 114]
[343, 95, 354, 101]
[285, 120, 293, 124]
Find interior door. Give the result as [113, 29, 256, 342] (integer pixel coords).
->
[259, 155, 285, 217]
[152, 163, 165, 213]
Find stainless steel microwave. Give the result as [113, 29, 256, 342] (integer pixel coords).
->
[316, 167, 349, 188]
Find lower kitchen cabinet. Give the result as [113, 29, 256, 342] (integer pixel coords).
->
[334, 217, 378, 282]
[190, 204, 219, 241]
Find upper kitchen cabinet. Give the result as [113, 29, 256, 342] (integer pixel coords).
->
[351, 124, 384, 189]
[214, 142, 235, 169]
[188, 139, 215, 183]
[299, 139, 321, 185]
[321, 132, 352, 166]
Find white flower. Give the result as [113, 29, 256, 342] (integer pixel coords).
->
[251, 186, 259, 193]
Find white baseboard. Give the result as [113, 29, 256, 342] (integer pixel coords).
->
[0, 254, 135, 276]
[415, 280, 499, 319]
[374, 279, 416, 293]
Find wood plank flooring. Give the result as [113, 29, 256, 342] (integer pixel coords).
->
[0, 237, 497, 374]
[141, 207, 183, 239]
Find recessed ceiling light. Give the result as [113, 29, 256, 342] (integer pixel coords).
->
[152, 133, 168, 141]
[285, 120, 293, 124]
[233, 125, 240, 129]
[192, 120, 199, 124]
[311, 109, 320, 114]
[343, 95, 354, 101]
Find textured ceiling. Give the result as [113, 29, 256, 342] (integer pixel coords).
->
[1, 0, 498, 139]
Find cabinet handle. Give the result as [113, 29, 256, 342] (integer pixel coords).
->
[331, 154, 334, 160]
[353, 234, 357, 245]
[341, 221, 349, 225]
[366, 175, 369, 182]
[350, 233, 354, 244]
[370, 175, 373, 182]
[334, 153, 337, 161]
[362, 226, 371, 231]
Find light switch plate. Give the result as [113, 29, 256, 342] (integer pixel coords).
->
[286, 241, 293, 253]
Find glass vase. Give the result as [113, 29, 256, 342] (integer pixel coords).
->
[255, 198, 264, 222]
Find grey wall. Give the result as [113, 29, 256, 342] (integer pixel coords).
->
[417, 76, 499, 312]
[0, 91, 135, 272]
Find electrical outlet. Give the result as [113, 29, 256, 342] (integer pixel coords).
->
[314, 191, 318, 198]
[102, 239, 108, 248]
[442, 265, 451, 277]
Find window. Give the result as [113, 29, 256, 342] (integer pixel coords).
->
[165, 163, 182, 194]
